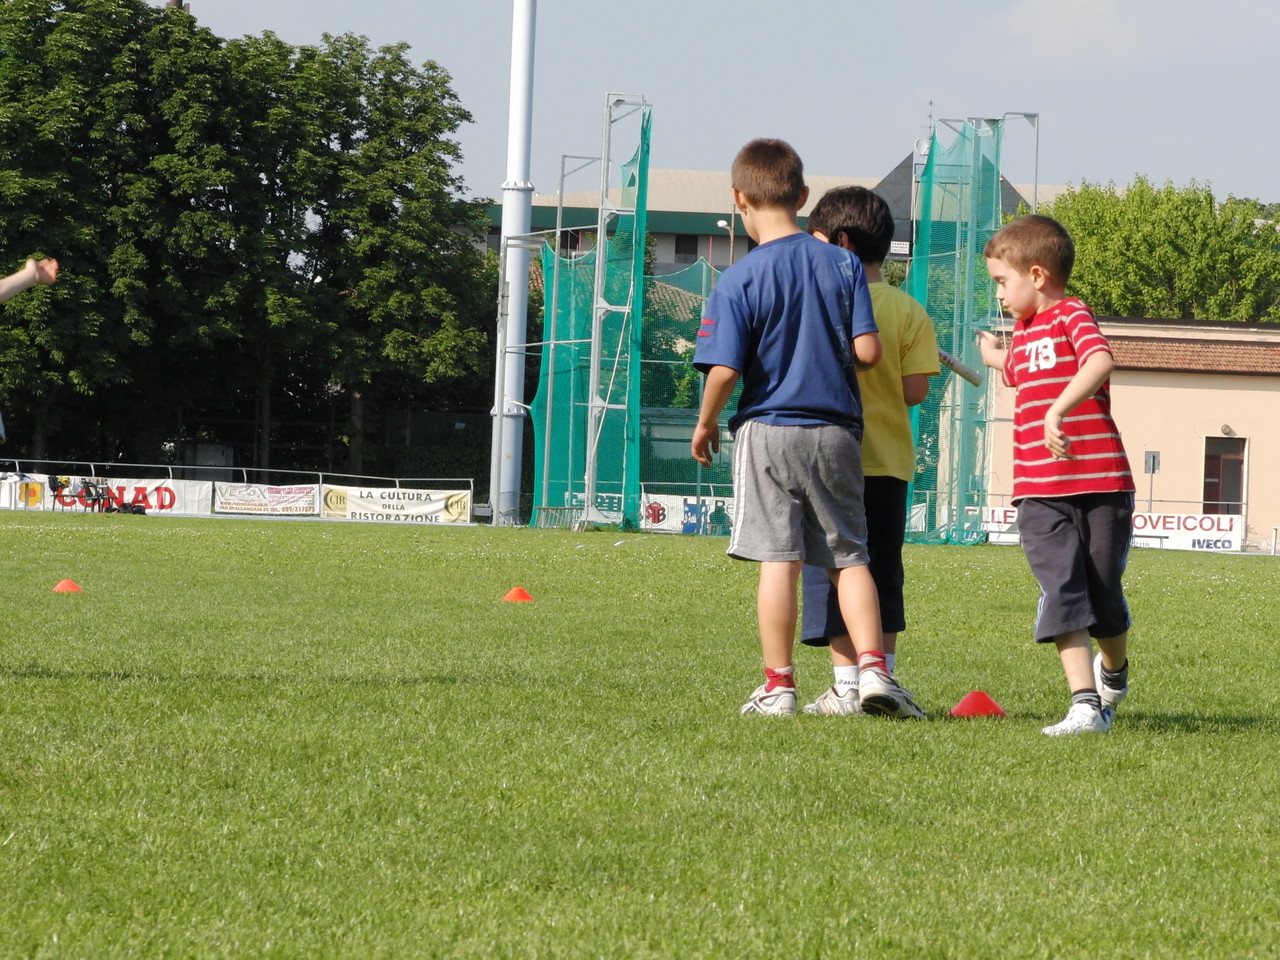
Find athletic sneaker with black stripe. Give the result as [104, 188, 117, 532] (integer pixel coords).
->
[858, 667, 926, 719]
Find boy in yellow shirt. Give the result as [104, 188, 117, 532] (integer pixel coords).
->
[799, 187, 939, 715]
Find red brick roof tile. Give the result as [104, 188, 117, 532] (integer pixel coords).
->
[1109, 338, 1280, 375]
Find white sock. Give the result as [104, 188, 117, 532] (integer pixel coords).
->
[834, 665, 858, 693]
[885, 653, 896, 676]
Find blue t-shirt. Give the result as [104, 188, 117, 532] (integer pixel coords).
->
[693, 232, 876, 434]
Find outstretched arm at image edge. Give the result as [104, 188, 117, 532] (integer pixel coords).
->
[0, 258, 59, 304]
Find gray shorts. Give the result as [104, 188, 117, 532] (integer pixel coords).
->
[727, 420, 869, 568]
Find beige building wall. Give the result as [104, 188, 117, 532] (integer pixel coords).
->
[984, 351, 1280, 552]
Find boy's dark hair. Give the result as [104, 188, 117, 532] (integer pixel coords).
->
[807, 186, 894, 264]
[984, 214, 1075, 287]
[731, 138, 805, 210]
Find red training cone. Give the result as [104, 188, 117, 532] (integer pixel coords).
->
[503, 586, 534, 603]
[950, 690, 1006, 718]
[52, 579, 82, 593]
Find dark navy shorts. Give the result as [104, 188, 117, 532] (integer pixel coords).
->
[801, 475, 908, 643]
[1017, 492, 1134, 643]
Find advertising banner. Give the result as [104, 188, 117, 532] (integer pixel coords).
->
[0, 476, 213, 515]
[639, 491, 735, 535]
[982, 506, 1245, 552]
[0, 476, 44, 510]
[214, 483, 320, 516]
[83, 477, 213, 515]
[564, 491, 625, 525]
[320, 485, 471, 523]
[1130, 511, 1245, 552]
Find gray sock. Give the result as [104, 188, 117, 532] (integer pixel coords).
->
[1071, 689, 1103, 711]
[1101, 659, 1129, 689]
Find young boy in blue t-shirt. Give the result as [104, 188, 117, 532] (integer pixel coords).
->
[691, 139, 923, 719]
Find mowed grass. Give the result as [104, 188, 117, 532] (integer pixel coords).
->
[2, 512, 1279, 959]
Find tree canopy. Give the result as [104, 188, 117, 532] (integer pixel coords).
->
[1049, 177, 1280, 323]
[0, 0, 496, 472]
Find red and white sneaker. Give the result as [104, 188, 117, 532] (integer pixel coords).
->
[740, 682, 797, 716]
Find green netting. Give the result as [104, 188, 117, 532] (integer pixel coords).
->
[530, 103, 651, 530]
[904, 119, 1004, 544]
[636, 263, 742, 533]
[532, 113, 1003, 538]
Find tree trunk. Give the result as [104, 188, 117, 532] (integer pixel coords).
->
[348, 387, 364, 475]
[31, 397, 50, 460]
[256, 369, 272, 471]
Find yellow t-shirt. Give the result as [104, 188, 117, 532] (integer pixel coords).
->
[861, 281, 941, 480]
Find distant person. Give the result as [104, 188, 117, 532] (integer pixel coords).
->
[691, 138, 923, 719]
[798, 186, 940, 714]
[976, 215, 1134, 736]
[0, 257, 59, 443]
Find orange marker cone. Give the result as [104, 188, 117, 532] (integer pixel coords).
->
[950, 690, 1006, 718]
[503, 586, 534, 603]
[52, 579, 82, 593]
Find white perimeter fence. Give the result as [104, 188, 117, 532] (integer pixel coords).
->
[0, 459, 474, 525]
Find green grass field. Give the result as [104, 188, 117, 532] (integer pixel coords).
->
[2, 512, 1278, 958]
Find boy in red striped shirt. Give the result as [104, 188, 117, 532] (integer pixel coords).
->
[977, 215, 1135, 736]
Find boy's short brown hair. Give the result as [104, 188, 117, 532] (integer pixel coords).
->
[984, 214, 1075, 287]
[731, 138, 805, 210]
[807, 185, 895, 265]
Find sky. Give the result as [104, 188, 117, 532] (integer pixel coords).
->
[190, 0, 1280, 205]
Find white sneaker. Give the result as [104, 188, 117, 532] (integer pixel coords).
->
[858, 668, 926, 719]
[1093, 654, 1128, 711]
[740, 683, 797, 716]
[803, 684, 862, 716]
[1042, 702, 1113, 736]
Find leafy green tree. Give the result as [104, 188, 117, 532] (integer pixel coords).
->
[0, 0, 168, 455]
[0, 0, 291, 459]
[0, 2, 496, 473]
[215, 31, 346, 469]
[303, 36, 491, 473]
[1049, 178, 1280, 322]
[99, 7, 252, 458]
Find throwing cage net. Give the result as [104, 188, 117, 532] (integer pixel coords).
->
[530, 95, 651, 530]
[904, 118, 1005, 544]
[530, 112, 1005, 539]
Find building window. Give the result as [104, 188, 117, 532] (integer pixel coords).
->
[1203, 436, 1245, 514]
[558, 229, 586, 258]
[674, 234, 697, 265]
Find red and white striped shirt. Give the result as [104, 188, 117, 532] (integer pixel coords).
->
[1003, 298, 1134, 502]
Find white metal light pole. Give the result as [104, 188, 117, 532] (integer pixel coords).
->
[489, 0, 537, 525]
[715, 214, 735, 265]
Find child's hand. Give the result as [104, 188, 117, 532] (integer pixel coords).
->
[1044, 411, 1071, 458]
[30, 258, 58, 285]
[975, 330, 1005, 370]
[691, 421, 720, 466]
